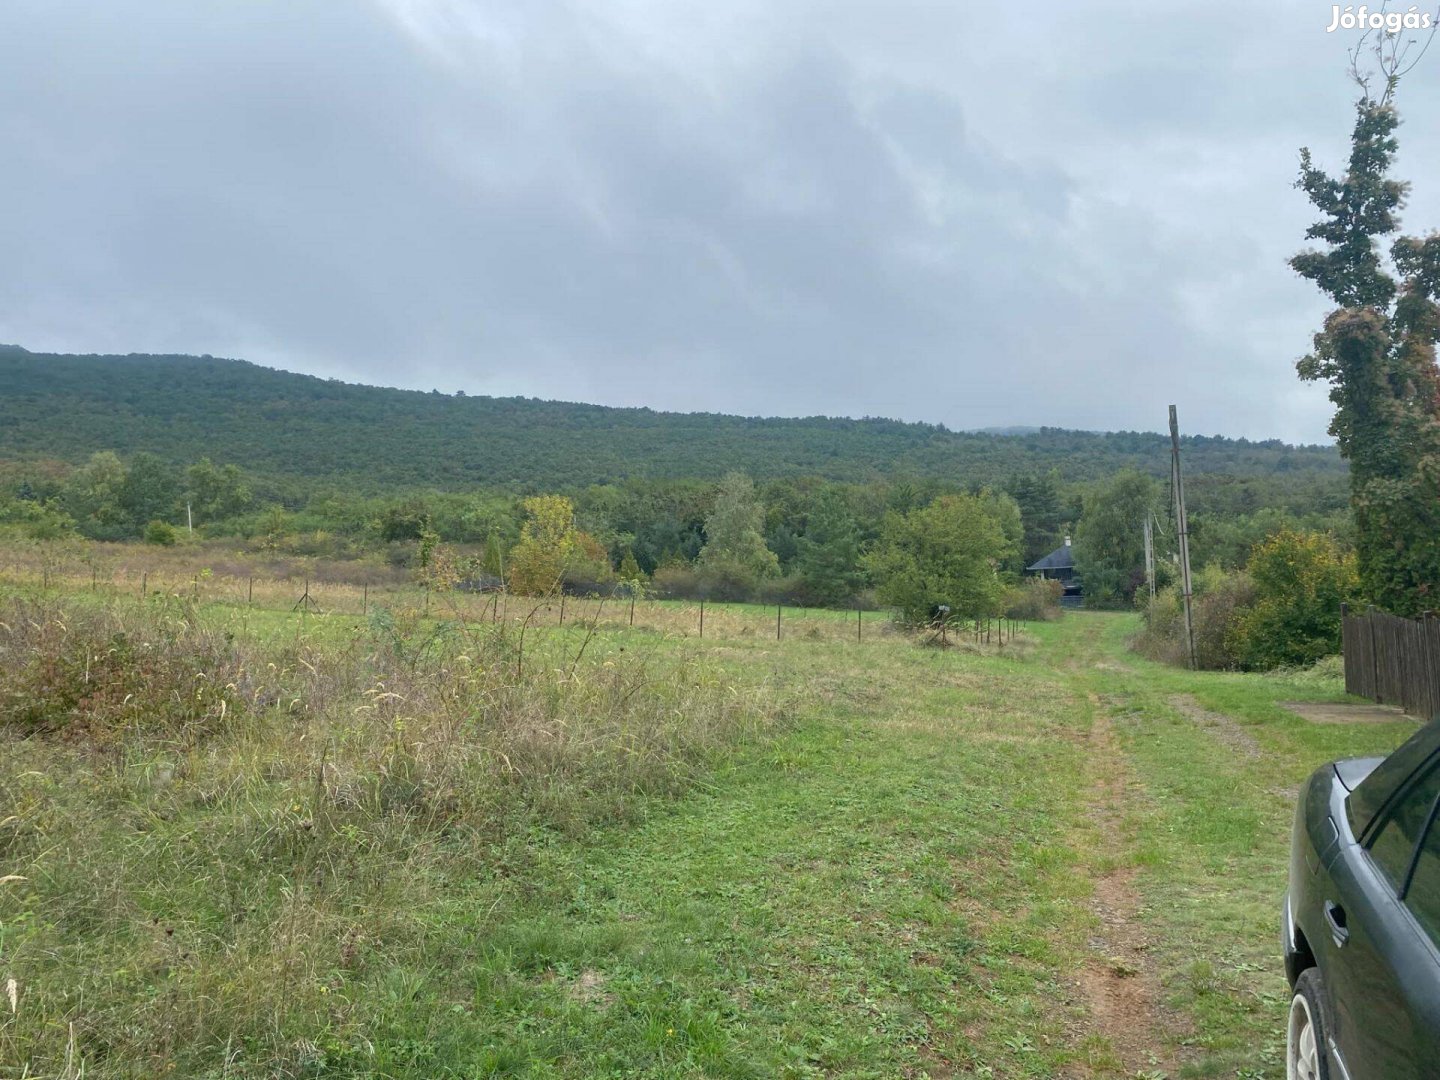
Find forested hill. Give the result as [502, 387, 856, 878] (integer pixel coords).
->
[1, 346, 1343, 492]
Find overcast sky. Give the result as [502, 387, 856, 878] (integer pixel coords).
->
[3, 1, 1439, 443]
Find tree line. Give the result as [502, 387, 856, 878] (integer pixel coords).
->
[0, 345, 1346, 496]
[1, 450, 1351, 627]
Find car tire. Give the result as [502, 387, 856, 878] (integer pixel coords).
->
[1287, 968, 1332, 1080]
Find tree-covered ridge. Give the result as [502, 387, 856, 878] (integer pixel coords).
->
[0, 346, 1344, 493]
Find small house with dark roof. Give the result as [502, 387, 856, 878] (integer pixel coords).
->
[1026, 536, 1083, 606]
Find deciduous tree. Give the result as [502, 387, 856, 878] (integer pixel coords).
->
[1073, 469, 1159, 605]
[698, 473, 779, 596]
[863, 494, 1010, 624]
[1229, 530, 1359, 669]
[508, 494, 580, 595]
[1293, 75, 1440, 613]
[118, 453, 179, 532]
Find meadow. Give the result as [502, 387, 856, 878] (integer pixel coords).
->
[0, 553, 1419, 1079]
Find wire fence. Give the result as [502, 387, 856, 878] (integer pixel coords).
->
[1341, 603, 1440, 721]
[0, 556, 1033, 650]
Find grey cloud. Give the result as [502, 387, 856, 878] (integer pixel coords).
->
[3, 0, 1439, 443]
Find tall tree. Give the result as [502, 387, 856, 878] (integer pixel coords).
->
[863, 494, 1010, 623]
[977, 488, 1025, 578]
[794, 490, 866, 606]
[1005, 471, 1068, 568]
[508, 494, 580, 595]
[698, 473, 780, 582]
[117, 452, 179, 530]
[1292, 92, 1440, 614]
[60, 451, 129, 537]
[1073, 469, 1159, 605]
[185, 457, 253, 523]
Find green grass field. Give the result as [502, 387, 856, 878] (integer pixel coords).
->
[0, 576, 1418, 1079]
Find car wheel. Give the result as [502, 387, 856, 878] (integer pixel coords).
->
[1287, 968, 1332, 1080]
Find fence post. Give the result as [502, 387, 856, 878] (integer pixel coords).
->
[630, 593, 635, 627]
[362, 583, 368, 616]
[699, 599, 705, 639]
[1427, 613, 1440, 721]
[857, 608, 862, 643]
[1369, 606, 1382, 704]
[559, 594, 565, 626]
[776, 604, 782, 641]
[142, 571, 148, 598]
[1340, 602, 1351, 694]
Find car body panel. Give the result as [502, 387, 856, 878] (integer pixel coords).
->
[1335, 757, 1385, 792]
[1285, 721, 1440, 1078]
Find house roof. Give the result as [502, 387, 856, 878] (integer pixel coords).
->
[1026, 544, 1075, 573]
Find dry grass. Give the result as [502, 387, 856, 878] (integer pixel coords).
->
[0, 587, 782, 1077]
[0, 542, 931, 646]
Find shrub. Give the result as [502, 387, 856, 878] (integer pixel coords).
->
[0, 596, 239, 739]
[143, 519, 178, 546]
[696, 558, 759, 602]
[1192, 570, 1257, 669]
[652, 562, 704, 600]
[1227, 530, 1358, 670]
[0, 499, 76, 540]
[1136, 565, 1257, 670]
[1002, 578, 1063, 621]
[1137, 531, 1356, 671]
[755, 573, 827, 607]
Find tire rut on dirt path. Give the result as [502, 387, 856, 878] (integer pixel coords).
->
[1167, 693, 1261, 759]
[1068, 690, 1185, 1078]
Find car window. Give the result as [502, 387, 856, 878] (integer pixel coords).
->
[1407, 813, 1440, 949]
[1348, 723, 1440, 837]
[1366, 761, 1440, 893]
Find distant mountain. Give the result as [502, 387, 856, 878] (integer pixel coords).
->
[0, 345, 1344, 493]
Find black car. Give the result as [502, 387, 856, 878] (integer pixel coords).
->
[1283, 719, 1440, 1078]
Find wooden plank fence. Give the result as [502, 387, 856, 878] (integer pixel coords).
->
[1341, 604, 1440, 721]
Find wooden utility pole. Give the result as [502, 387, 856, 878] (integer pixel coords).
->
[1143, 514, 1156, 602]
[1169, 405, 1197, 669]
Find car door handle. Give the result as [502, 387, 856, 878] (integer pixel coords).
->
[1325, 900, 1349, 947]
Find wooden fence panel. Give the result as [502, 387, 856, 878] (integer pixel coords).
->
[1343, 606, 1440, 721]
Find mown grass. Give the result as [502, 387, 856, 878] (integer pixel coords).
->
[0, 570, 1421, 1079]
[1051, 613, 1418, 1077]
